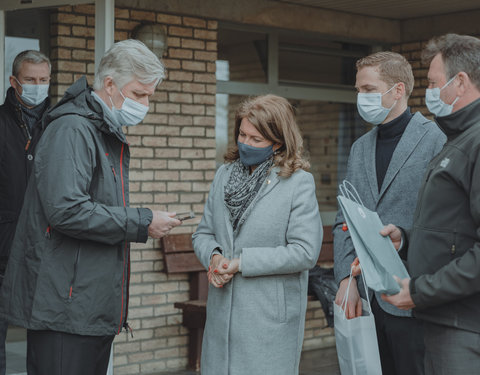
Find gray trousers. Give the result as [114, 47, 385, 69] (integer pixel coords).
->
[424, 322, 480, 375]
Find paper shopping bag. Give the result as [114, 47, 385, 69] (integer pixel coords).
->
[334, 273, 382, 375]
[337, 195, 409, 294]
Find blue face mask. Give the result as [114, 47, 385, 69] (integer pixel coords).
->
[425, 75, 459, 117]
[109, 86, 149, 127]
[15, 77, 49, 107]
[356, 84, 397, 125]
[238, 142, 274, 167]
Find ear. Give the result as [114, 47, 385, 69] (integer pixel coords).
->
[103, 76, 115, 97]
[455, 72, 469, 97]
[394, 82, 406, 100]
[9, 76, 20, 93]
[273, 143, 284, 153]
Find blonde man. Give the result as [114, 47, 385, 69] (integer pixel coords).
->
[333, 51, 445, 375]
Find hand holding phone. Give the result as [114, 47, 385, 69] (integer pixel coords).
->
[174, 211, 195, 221]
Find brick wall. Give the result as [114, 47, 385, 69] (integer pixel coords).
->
[50, 5, 217, 373]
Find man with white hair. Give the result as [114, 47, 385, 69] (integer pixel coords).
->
[0, 39, 181, 375]
[0, 49, 51, 375]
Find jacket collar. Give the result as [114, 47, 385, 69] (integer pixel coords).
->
[43, 76, 127, 144]
[435, 98, 480, 139]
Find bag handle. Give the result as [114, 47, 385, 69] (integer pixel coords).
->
[340, 265, 372, 317]
[339, 180, 365, 207]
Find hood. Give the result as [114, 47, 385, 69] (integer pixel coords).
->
[435, 98, 480, 139]
[42, 76, 127, 143]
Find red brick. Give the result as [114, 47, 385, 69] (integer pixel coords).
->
[194, 50, 217, 61]
[72, 49, 94, 60]
[194, 29, 216, 40]
[157, 13, 182, 25]
[115, 8, 130, 18]
[72, 26, 95, 38]
[169, 93, 192, 103]
[182, 61, 206, 72]
[155, 103, 181, 114]
[182, 82, 205, 93]
[167, 36, 181, 48]
[206, 41, 217, 51]
[168, 137, 193, 148]
[194, 72, 215, 83]
[181, 104, 205, 115]
[169, 48, 193, 59]
[56, 13, 86, 25]
[57, 60, 86, 73]
[155, 148, 180, 158]
[154, 125, 180, 136]
[193, 94, 215, 105]
[130, 10, 156, 22]
[73, 4, 94, 14]
[54, 36, 86, 49]
[169, 26, 193, 38]
[181, 127, 205, 136]
[207, 20, 218, 30]
[168, 71, 193, 82]
[181, 39, 205, 50]
[163, 58, 181, 70]
[183, 17, 206, 28]
[168, 115, 193, 126]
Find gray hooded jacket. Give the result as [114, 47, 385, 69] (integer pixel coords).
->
[0, 77, 152, 336]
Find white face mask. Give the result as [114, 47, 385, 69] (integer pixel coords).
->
[356, 84, 397, 125]
[109, 87, 149, 127]
[425, 75, 459, 117]
[15, 78, 49, 107]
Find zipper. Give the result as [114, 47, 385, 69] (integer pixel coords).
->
[68, 248, 81, 301]
[451, 230, 457, 255]
[45, 225, 51, 239]
[117, 143, 129, 334]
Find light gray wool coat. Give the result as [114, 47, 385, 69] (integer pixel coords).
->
[193, 163, 323, 375]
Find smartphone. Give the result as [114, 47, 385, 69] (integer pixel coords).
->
[175, 211, 195, 221]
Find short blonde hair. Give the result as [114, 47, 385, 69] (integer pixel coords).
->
[356, 51, 414, 98]
[224, 95, 309, 177]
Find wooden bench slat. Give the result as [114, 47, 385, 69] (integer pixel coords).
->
[164, 252, 204, 273]
[162, 233, 194, 253]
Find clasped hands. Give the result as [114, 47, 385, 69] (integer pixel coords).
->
[208, 254, 240, 288]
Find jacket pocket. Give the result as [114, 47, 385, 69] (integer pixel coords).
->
[67, 247, 81, 302]
[276, 279, 286, 323]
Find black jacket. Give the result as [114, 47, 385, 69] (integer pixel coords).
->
[0, 88, 49, 276]
[406, 98, 480, 333]
[0, 77, 152, 336]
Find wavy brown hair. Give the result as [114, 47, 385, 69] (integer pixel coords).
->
[224, 94, 309, 177]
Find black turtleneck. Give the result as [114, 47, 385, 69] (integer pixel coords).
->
[376, 108, 413, 191]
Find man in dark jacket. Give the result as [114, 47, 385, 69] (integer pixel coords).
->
[0, 40, 181, 375]
[0, 49, 51, 375]
[382, 34, 480, 374]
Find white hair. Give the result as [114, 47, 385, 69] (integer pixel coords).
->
[93, 39, 165, 90]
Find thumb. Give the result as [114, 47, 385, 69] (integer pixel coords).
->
[167, 211, 176, 218]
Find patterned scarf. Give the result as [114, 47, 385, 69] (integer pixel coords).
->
[224, 158, 274, 233]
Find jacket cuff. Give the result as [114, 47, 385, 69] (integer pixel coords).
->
[137, 208, 153, 243]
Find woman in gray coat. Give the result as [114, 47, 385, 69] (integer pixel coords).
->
[193, 95, 323, 375]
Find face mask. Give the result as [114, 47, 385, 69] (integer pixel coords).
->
[425, 75, 459, 117]
[238, 141, 273, 167]
[356, 84, 397, 125]
[110, 88, 149, 126]
[15, 78, 49, 107]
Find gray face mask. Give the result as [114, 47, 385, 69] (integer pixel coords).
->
[237, 141, 274, 167]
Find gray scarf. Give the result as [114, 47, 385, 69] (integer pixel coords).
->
[224, 158, 273, 233]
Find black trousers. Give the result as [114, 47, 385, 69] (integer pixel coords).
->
[372, 296, 425, 375]
[0, 318, 6, 375]
[27, 329, 114, 375]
